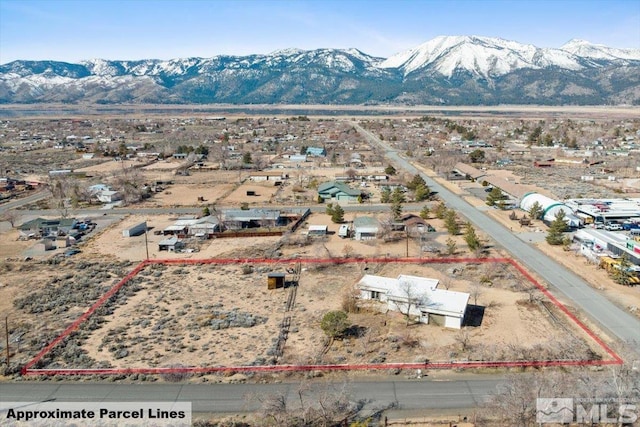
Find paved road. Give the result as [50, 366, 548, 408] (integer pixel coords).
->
[0, 378, 500, 414]
[352, 122, 640, 357]
[0, 190, 50, 214]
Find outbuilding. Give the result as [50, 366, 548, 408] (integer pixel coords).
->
[267, 272, 286, 289]
[308, 225, 328, 236]
[122, 221, 147, 237]
[158, 236, 183, 252]
[353, 216, 379, 240]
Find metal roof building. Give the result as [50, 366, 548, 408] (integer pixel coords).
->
[520, 192, 581, 227]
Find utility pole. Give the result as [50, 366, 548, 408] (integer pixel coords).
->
[5, 316, 9, 368]
[406, 228, 409, 258]
[144, 225, 149, 260]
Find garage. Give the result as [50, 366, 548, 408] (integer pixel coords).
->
[429, 313, 445, 326]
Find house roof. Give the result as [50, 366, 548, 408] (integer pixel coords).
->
[453, 162, 486, 180]
[249, 171, 285, 177]
[159, 236, 179, 246]
[224, 209, 281, 222]
[306, 147, 326, 155]
[164, 225, 188, 232]
[308, 225, 328, 232]
[357, 274, 469, 317]
[353, 216, 379, 229]
[318, 181, 361, 197]
[195, 215, 219, 225]
[19, 217, 76, 230]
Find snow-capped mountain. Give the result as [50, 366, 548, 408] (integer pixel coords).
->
[560, 39, 640, 62]
[1, 36, 639, 105]
[380, 35, 584, 78]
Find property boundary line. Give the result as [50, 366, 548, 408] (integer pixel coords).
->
[21, 256, 623, 376]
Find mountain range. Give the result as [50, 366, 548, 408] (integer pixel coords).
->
[1, 35, 639, 105]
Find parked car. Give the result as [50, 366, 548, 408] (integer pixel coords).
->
[64, 248, 81, 257]
[605, 223, 623, 231]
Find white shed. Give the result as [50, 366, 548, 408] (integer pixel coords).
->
[308, 225, 328, 236]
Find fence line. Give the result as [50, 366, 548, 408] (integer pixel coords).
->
[21, 256, 623, 376]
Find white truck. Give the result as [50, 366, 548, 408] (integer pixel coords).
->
[338, 224, 350, 238]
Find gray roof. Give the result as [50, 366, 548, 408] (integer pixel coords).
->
[159, 236, 179, 246]
[318, 181, 361, 197]
[353, 216, 379, 228]
[224, 209, 281, 222]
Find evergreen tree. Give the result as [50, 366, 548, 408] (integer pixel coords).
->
[414, 183, 429, 202]
[446, 237, 457, 255]
[464, 222, 481, 251]
[330, 204, 345, 223]
[242, 152, 252, 164]
[469, 149, 485, 163]
[407, 174, 427, 191]
[527, 126, 543, 145]
[391, 187, 406, 204]
[528, 201, 544, 220]
[486, 187, 506, 206]
[435, 201, 447, 219]
[202, 206, 210, 216]
[390, 188, 405, 220]
[384, 164, 397, 175]
[380, 187, 391, 203]
[391, 200, 403, 221]
[419, 205, 431, 220]
[445, 209, 460, 235]
[546, 210, 568, 245]
[320, 310, 349, 340]
[325, 202, 334, 216]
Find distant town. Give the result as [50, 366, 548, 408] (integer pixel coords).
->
[1, 107, 639, 426]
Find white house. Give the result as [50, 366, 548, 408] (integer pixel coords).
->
[357, 274, 469, 329]
[96, 190, 122, 203]
[248, 171, 289, 182]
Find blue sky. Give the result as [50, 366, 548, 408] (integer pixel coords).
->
[1, 0, 639, 63]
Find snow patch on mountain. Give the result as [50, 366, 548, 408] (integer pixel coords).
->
[560, 39, 640, 61]
[379, 35, 582, 78]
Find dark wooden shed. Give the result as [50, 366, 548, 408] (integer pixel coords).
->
[267, 272, 286, 290]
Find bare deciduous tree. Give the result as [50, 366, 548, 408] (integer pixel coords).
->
[456, 329, 471, 351]
[0, 209, 20, 228]
[469, 282, 483, 305]
[397, 281, 428, 326]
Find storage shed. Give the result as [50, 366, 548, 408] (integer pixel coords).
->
[353, 216, 379, 240]
[267, 272, 286, 290]
[158, 236, 182, 252]
[122, 221, 147, 237]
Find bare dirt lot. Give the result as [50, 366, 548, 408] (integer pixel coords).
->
[3, 257, 610, 377]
